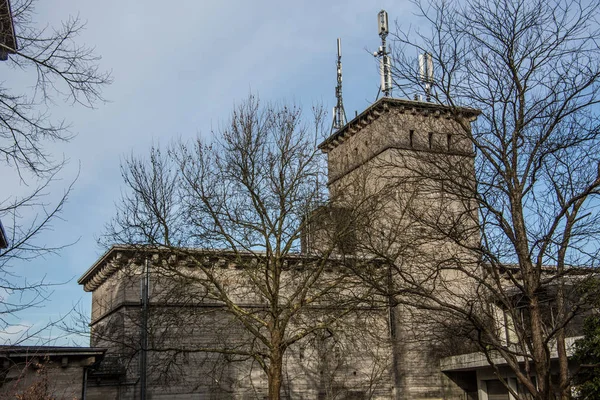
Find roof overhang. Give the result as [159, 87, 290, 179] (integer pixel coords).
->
[318, 97, 481, 154]
[0, 346, 106, 359]
[79, 245, 376, 292]
[440, 336, 582, 372]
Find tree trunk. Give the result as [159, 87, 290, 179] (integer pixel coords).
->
[556, 328, 570, 400]
[268, 347, 284, 400]
[529, 296, 551, 400]
[556, 280, 570, 400]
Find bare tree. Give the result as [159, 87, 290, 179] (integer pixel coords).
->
[1, 0, 110, 175]
[352, 0, 600, 399]
[99, 96, 390, 399]
[0, 0, 110, 341]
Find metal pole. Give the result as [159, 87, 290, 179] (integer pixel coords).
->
[140, 258, 149, 400]
[81, 367, 88, 400]
[331, 38, 347, 133]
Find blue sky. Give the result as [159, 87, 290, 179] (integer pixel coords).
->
[2, 0, 424, 345]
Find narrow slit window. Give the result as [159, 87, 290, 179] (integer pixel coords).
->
[409, 130, 414, 148]
[447, 134, 452, 151]
[428, 132, 433, 149]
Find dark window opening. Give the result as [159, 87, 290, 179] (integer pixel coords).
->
[486, 380, 509, 400]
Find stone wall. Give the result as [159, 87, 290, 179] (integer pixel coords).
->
[86, 253, 394, 399]
[81, 98, 481, 400]
[0, 349, 103, 400]
[318, 99, 480, 400]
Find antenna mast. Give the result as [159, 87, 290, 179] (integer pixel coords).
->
[374, 10, 392, 98]
[419, 52, 434, 101]
[331, 38, 347, 133]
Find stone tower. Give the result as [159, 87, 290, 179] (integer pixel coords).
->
[318, 97, 480, 400]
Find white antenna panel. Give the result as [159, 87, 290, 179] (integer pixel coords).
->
[419, 53, 433, 82]
[374, 10, 392, 98]
[380, 54, 392, 94]
[419, 52, 434, 101]
[385, 55, 392, 92]
[380, 58, 386, 91]
[427, 54, 433, 81]
[378, 10, 389, 37]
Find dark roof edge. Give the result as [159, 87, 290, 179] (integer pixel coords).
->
[0, 346, 106, 358]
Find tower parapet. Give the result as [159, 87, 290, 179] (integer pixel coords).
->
[319, 97, 480, 187]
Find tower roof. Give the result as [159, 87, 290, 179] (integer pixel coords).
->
[318, 97, 480, 153]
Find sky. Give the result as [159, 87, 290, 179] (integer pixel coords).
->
[1, 0, 426, 345]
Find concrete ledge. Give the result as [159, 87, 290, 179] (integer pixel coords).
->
[440, 336, 582, 372]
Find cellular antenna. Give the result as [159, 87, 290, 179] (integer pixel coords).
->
[331, 38, 347, 133]
[419, 52, 434, 101]
[374, 10, 392, 98]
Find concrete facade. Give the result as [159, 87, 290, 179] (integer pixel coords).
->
[65, 97, 588, 400]
[317, 98, 480, 400]
[440, 336, 583, 400]
[74, 98, 487, 399]
[80, 250, 394, 399]
[0, 346, 105, 399]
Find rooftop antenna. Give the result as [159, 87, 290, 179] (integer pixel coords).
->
[419, 52, 434, 101]
[374, 10, 392, 98]
[331, 38, 347, 133]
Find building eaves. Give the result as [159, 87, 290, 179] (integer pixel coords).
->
[0, 345, 106, 359]
[78, 245, 378, 292]
[78, 245, 176, 292]
[318, 97, 481, 153]
[77, 245, 131, 287]
[440, 336, 582, 372]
